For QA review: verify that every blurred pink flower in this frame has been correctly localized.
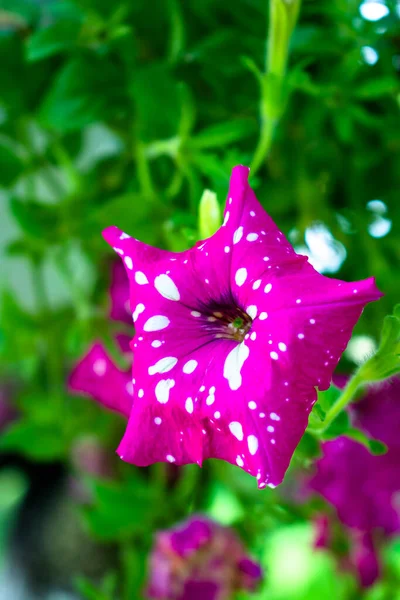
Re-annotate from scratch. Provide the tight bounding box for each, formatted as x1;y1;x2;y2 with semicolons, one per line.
147;515;262;600
69;263;133;418
309;378;400;586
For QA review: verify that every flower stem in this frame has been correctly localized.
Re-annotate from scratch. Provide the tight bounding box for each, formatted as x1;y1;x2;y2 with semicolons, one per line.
251;0;301;175
321;373;364;431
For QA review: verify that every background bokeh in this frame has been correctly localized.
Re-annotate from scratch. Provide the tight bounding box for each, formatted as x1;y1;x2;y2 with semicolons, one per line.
0;0;399;598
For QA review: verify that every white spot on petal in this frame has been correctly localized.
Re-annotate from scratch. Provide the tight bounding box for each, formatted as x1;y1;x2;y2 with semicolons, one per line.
214;411;221;419
93;359;107;376
298;333;304;340
246;305;257;320
278;342;287;352
135;271;148;285
229;421;244;441
246;233;258;242
248;401;257;410
270;351;279;360
233;226;243;244
250;211;256;217
154;417;162;425
191;311;201;317
154;274;180;301
252;279;261;290
248;435;258;455
124;256;133;270
310;318;316;324
250;332;257;341
138;389;144;398
148;357;178;375
166;455;175;463
259;312;268;320
236;455;244;467
270;412;280;421
119;232;130;240
223;211;230;226
224;246;230;253
223;342;250;391
206;392;215;406
185;397;194;414
144;315;170;331
183;359;198;374
235;268;247;287
151;340;162;348
132;303;145;322
155;379;175;403
267;425;274;433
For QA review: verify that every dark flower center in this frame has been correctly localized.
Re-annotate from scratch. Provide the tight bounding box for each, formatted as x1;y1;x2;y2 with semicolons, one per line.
199;304;253;343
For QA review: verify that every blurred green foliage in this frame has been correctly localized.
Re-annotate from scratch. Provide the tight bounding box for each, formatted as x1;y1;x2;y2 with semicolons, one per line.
0;0;399;598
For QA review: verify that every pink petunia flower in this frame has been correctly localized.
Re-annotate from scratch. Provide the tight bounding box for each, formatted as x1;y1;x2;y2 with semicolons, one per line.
102;165;382;488
147;515;262;600
69;263;133;418
308;377;400;586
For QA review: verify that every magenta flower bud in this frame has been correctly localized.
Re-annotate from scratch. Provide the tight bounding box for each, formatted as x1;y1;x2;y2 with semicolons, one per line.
147;516;262;600
101;165;382;487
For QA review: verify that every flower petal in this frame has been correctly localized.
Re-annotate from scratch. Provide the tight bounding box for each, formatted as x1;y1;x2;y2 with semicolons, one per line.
69;342;133;418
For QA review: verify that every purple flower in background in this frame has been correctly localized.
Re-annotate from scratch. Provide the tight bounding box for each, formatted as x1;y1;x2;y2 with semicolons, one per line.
147;515;262;600
102;165;382;488
309;378;400;586
69;263;133;418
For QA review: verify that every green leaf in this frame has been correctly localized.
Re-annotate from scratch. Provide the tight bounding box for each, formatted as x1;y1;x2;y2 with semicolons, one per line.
9;197;60;241
0;143;24;186
39;57;127;132
317;385;342;412
26;19;81;62
295;432;322;462
130;63;180;142
0;420;66;460
190;119;256;149
344;428;388;455
84;477;159;541
368;439;388;456
322;411;350;440
354;77;398;99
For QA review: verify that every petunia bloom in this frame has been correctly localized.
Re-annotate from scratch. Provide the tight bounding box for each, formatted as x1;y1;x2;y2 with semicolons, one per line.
308;377;400;586
102;165;382;488
69;263;133;418
147;515;262;599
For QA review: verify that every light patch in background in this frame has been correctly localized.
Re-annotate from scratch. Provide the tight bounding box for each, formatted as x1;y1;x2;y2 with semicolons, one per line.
345;335;378;365
367;199;392;238
263;523;349;598
206;483;244;525
361;46;379;65
359;0;390;21
76;124;123;172
295;223;346;274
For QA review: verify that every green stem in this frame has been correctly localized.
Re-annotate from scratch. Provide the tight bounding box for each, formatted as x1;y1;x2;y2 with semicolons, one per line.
135;140;155;197
251;0;301;175
322;373;364;431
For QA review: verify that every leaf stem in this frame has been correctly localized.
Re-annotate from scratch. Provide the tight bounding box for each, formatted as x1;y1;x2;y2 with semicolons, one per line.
321;373;363;431
251;0;301;175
